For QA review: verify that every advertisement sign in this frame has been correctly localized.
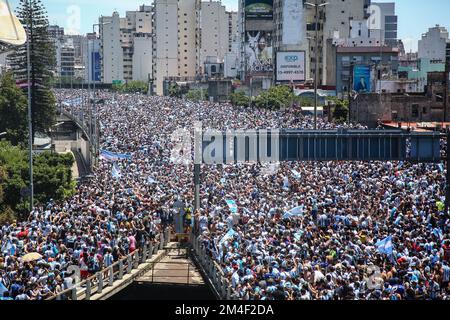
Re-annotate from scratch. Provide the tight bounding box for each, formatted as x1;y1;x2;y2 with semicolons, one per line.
276;51;305;82
353;65;371;93
282;0;304;46
245;31;273;74
245;0;273;19
92;52;101;82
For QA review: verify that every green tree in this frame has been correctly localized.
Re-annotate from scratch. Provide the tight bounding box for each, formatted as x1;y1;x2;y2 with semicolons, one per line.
185;89;207;102
8;0;56;142
229;91;251;107
254;85;295;110
168;83;182;98
0;141;75;219
333;100;349;123
0;164;16;225
0;72;28;145
112;80;148;94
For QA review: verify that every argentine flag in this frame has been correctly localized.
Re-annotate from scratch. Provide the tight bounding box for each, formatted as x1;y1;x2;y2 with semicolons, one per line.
376;236;393;255
433;228;444;241
100;150;132;162
283;205;304;219
219;229;236;246
112;163;122;179
225;199;238;214
291;169;301;179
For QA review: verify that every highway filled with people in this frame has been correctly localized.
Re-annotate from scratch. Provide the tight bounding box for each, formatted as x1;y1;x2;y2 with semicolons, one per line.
1;90;450;300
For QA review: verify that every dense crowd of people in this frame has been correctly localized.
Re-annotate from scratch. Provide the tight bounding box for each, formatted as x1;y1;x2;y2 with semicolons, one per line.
1;89;450;300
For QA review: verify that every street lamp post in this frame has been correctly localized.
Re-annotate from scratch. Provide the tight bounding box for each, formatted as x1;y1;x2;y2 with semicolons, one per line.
90;22;111;166
305;1;329;130
26;0;34;212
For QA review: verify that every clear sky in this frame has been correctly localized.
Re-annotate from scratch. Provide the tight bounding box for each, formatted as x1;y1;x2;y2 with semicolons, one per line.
7;0;450;52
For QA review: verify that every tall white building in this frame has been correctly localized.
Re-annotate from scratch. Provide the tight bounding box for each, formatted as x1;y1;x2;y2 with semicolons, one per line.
418;25;449;62
371;2;398;47
178;0;201;78
200;1;231;68
99;5;153;84
99;13;123;83
153;0;179;95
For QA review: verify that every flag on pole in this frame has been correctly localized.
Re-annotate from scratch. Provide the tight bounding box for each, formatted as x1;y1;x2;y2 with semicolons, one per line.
376;236;393;255
225;199;238;214
111;162;121;179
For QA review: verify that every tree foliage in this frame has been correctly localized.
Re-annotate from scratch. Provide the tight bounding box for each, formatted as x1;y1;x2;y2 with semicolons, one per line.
112;80;148;94
8;0;56;141
0;141;75;219
229;91;251;107
0;72;28;145
254;85;296;110
168;83;182;98
333;99;349;123
185;89;208;102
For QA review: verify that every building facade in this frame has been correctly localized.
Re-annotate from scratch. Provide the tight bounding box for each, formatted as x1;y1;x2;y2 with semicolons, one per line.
371;2;398;47
418;25;449;62
99;5;153;84
334;46;399;97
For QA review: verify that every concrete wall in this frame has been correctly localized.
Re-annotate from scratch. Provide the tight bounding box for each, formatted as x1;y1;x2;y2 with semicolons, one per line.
351;92;447;127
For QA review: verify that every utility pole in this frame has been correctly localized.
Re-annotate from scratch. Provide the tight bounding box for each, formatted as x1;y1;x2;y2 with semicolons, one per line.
306;1;329;129
444;55;449;123
26;0;34;212
314;3;319;130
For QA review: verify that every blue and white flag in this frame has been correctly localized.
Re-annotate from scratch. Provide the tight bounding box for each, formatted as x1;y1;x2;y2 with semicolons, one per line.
218;229;236;246
100;150;132;162
147;176;157;184
0;282;8;296
111;163;121;179
62;97;82;107
225;199;238;214
283;206;304;219
376;236;393;255
438;163;445;173
291;169;301;179
433;227;444;241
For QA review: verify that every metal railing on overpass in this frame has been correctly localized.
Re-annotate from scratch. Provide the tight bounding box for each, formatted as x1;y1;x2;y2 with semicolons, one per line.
190;233;236;300
46;229;170;301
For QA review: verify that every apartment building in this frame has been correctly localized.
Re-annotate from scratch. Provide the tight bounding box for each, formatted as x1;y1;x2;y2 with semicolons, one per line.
153;0;179;95
371;2;398;47
200;1;229;69
418;25;449;62
99;5;153;84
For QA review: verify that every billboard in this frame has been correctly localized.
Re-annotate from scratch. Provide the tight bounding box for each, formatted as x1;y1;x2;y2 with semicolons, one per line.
276;51;306;82
245;0;273;20
282;0;304;46
245;31;273;75
353;65;371;93
92;52;101;82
